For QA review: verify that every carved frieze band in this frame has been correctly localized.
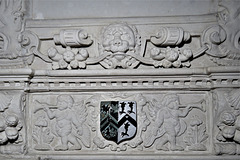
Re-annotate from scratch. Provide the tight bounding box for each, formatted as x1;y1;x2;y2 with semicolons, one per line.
1;1;239;69
44;14;240;69
46;23;204;70
29;92;209;153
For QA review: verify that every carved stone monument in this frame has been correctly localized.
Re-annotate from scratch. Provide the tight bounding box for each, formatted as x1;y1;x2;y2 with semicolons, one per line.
0;0;239;159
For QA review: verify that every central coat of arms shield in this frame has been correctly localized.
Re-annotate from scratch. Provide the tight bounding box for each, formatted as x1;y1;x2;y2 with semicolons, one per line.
100;101;137;144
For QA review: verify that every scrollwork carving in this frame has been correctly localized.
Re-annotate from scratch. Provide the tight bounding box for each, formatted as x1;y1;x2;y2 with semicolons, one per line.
0;0;24;59
48;29;93;70
0;0;40;68
150;27;191;46
53;29;93;48
202;1;240;66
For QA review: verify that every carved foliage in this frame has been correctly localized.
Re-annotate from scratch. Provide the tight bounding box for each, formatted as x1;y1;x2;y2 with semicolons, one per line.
184;115;208;151
31;93;209;153
48;29;93;70
150;47;192;68
43;22;213;70
149;27;194;68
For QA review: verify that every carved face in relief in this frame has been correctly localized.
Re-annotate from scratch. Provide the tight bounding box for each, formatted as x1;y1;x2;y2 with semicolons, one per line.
57;95;74;110
102;23;136;54
163;94;179;110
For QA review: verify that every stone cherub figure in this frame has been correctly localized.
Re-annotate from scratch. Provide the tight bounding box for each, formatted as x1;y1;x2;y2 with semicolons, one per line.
42;95;89;151
144;94;204;151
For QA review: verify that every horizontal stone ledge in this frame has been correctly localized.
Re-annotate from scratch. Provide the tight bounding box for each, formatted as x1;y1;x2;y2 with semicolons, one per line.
0;69;34;76
0;67;239;78
31;155;240;160
33;67;240;77
26;13;217;28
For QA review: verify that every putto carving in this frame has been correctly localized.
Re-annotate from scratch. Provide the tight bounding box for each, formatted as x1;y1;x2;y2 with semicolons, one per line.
34;95;91;151
215;89;240;155
99;22;141;69
144;94;205;151
0;92;24;153
0;114;23;145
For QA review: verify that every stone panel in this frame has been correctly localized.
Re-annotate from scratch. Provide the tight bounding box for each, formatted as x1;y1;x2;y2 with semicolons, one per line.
0;0;239;159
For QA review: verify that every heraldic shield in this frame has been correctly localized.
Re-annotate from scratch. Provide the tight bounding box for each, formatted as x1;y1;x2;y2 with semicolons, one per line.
100;101;137;144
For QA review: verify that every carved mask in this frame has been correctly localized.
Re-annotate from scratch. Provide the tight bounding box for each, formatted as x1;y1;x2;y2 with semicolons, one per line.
102;24;136;54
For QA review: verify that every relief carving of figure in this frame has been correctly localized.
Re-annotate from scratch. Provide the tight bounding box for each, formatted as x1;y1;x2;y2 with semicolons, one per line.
37;95;90;151
216;89;240;144
0;92;23;147
100;22;141;69
144;94;205;151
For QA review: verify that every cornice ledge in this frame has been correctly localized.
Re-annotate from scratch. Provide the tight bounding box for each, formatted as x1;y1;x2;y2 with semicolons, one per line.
25;13;217;28
32;66;239;77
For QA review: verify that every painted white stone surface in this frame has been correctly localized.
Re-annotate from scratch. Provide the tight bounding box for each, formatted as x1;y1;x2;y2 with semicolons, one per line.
0;0;239;159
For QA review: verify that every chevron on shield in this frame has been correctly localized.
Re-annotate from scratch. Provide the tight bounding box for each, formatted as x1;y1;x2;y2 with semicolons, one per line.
100;101;137;144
